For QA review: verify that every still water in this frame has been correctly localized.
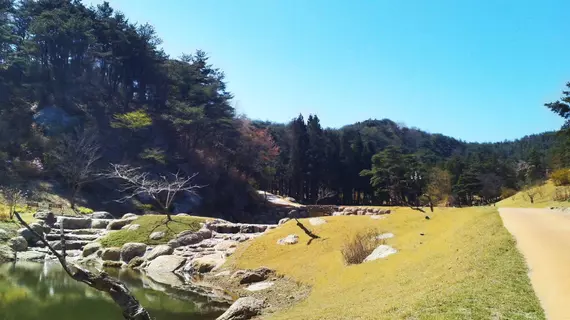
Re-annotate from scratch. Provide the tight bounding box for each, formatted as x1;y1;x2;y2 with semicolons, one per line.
0;262;228;320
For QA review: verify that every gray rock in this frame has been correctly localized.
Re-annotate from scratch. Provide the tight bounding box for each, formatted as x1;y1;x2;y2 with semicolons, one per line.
363;245;397;262
122;224;140;231
0;229;11;241
0;245;15;262
149;231;166;240
120;242;147;262
277;234;299;245
33;211;53;220
167;239;181;248
8;236;28;252
238;267;274;284
245;281;274;292
82;242;102;257
309;217;326;226
106;217;137;230
196;228;212;239
122;213;138;219
176;213;191;217
90;211;114;219
190;253;225;273
146;255;186;285
214;240;238;251
278;218;291;225
216;297;265;320
17;250;46;262
57;217;92;229
101;247;121;261
177;232;204;246
145;245;173;261
91;219;112;229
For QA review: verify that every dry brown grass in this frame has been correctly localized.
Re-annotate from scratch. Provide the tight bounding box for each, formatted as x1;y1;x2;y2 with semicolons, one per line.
340;228;384;265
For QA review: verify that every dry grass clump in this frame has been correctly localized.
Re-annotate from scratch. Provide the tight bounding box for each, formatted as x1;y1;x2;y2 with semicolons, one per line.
340;229;384;265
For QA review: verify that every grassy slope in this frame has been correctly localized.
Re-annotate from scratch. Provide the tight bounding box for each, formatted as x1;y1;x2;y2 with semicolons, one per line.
100;215;204;247
228;207;544;320
498;181;570;208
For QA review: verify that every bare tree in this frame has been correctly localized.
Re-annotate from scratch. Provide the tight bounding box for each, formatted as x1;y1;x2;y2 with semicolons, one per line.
523;185;544;204
1;186;26;219
51;128;101;210
315;189;337;204
107;164;202;220
13;211;151;320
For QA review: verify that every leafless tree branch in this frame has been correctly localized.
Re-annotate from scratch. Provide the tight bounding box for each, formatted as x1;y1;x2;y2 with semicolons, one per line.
13;211;151;320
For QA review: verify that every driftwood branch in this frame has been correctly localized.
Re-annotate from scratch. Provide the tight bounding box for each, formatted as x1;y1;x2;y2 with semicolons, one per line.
13;211;152;320
294;218;320;239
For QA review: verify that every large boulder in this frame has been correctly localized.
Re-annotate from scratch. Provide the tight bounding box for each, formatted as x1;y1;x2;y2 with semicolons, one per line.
0;245;15;262
149;231;165;241
216;297;265;320
146;255;186;285
177;231;204;246
82;242;102;257
107;217;137;230
120;242;147;262
101;247;121;261
144;244;173;261
18;223;44;242
90;211;114;219
189;253;225;273
91;219;112;229
57;217;92;229
8;236;28;252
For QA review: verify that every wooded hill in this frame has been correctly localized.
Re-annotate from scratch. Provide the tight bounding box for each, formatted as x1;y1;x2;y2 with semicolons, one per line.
0;0;567;218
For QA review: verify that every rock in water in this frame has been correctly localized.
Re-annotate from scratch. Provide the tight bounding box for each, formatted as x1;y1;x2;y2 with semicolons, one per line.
146;255;186;285
149;231;166;240
145;244;173;261
363;245;397;262
8;236;28;252
0;245;15;262
82;242;102;257
120;243;147;262
189;253;225;273
309;217;326;226
216;297;265;320
277;234;299;245
101;247;121;261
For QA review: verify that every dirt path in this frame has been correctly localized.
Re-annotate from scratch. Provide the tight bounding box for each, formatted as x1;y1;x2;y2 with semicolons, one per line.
499;208;570;320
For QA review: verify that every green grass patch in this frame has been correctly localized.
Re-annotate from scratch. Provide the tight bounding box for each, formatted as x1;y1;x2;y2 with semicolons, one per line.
228;207;544;320
99;215;205;247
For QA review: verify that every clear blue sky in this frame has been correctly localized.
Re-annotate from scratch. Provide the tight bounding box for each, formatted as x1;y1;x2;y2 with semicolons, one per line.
88;0;569;142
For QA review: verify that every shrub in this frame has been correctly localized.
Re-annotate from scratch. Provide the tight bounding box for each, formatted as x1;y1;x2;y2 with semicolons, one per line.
77;206;94;215
551;169;570;186
341;229;383;265
553;186;570;202
500;187;518;199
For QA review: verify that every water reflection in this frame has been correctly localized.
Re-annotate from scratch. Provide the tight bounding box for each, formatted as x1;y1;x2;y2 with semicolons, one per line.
0;262;227;320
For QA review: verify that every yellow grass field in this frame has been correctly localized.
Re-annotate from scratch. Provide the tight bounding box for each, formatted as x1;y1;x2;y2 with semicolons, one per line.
228;207;544;320
498;181;570;208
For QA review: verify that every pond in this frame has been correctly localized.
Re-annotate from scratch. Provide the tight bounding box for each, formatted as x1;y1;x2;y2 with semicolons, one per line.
0;262;228;320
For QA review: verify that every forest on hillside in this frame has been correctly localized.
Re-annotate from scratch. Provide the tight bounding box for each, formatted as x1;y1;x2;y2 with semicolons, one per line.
1;0;569;218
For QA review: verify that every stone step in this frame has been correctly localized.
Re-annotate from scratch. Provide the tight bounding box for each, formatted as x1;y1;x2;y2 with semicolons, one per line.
213;233;262;242
49;240;91;250
45;233;100;241
50;229;103;235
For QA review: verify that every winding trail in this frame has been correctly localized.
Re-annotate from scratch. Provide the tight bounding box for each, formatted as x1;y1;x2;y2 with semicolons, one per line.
499;208;570;320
